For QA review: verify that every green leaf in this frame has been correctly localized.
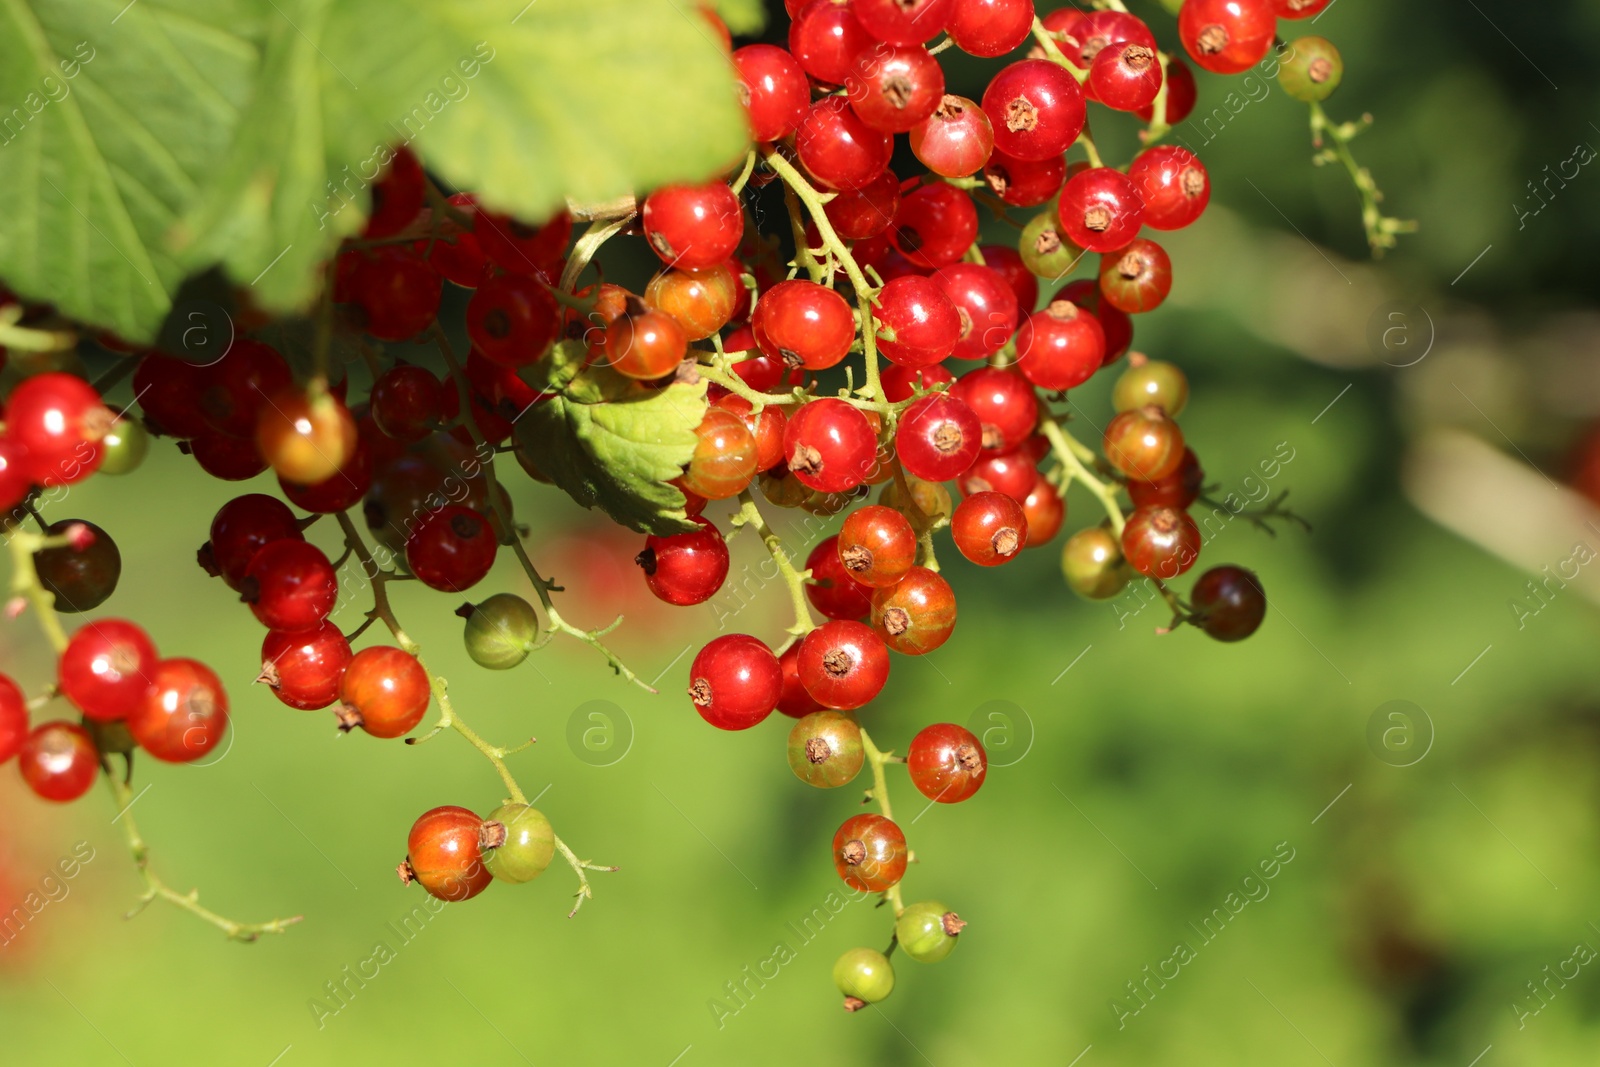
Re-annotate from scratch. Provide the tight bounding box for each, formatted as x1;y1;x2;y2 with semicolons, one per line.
515;341;708;536
179;0;751;321
0;1;260;342
709;0;766;36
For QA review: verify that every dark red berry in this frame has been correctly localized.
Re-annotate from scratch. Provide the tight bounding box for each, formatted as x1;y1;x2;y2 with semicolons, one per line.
467;272;561;368
1128;447;1205;511
208;494;303;590
1122;505;1203;579
806;536;875;621
242;539;339;632
688;634;783;730
1191;565;1267;641
261;622;353;711
981;59;1086;163
363;146;425;239
371;365;445;441
637;516;729;606
784;399;878;494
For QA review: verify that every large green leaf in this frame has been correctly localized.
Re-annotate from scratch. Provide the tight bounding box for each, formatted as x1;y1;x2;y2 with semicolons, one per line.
711;0;766;35
179;0;751;322
514;341;707;536
0;0;260;341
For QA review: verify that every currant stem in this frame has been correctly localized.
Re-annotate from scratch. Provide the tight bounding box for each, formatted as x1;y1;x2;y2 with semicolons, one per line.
1030;17;1086;83
1307;101;1417;256
858;727;906;918
732;489;815;639
0;304;76;352
1040;417;1126;537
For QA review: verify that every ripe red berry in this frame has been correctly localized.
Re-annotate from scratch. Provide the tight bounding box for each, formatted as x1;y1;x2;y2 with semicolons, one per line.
981;59;1086;163
242;539;339;632
186;431;267;481
732;44;811;142
133;354;209;437
909;94;995;178
404;806;493;902
958;448;1037;502
837;506;916;589
0;674;29;764
870;566;956;654
418;192;490;287
752;280;857;371
806;536;875;621
1128;146;1211;231
128;658;229;763
363;146;425;239
256;387;358;486
1059;167;1146;253
474;209;571;277
854;0;953;44
1103;404;1186;481
604;307;688;381
798;620;890;710
1128;447;1205;510
952;491;1027;566
896;393;982;483
875;276;962;367
1137;55;1198;124
789;0;876;85
832;813;907;892
1044;8;1157;71
890;183;978;270
406;505;497;593
346;247;443;342
682;408;759;500
907;723;986;802
645;263;739;341
1274;0;1333;18
1190;565;1268;641
0;438;28;512
1023;479;1066;546
1099;239;1173;314
261;622;353;711
197;340;292;438
1016;300;1107;391
1179;0;1278;75
18;721;99;802
846;43;945;133
983;150;1066;208
982;244;1038;313
933;263;1019;361
824;170;903;241
371;365;445;441
951;366;1038;453
1056;279;1133;365
1089;40;1164;113
1122;504;1203;579
58;618;158;722
947;0;1034;57
797;96;893;192
881;362;955;403
467;272;561;368
688;634;782;730
642;182;744;270
339;646;430;738
6;372;112;486
777;644;825;718
207;493;303;590
637;516;729;606
784;399;878;494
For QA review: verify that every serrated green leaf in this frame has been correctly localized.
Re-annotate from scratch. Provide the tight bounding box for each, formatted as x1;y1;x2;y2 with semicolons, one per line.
515;341;707;536
0;0;260;342
180;0;751;320
710;0;766;36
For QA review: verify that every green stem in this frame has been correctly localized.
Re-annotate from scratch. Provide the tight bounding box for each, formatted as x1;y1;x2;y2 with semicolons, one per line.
1030;16;1086;83
1040;417;1126;538
0;304;76;352
1308;102;1417;256
731;490;815;640
858;728;906;918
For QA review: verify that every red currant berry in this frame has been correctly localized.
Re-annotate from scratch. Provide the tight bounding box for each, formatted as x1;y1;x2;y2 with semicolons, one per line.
788;709;864;787
406;506;497;593
907;722;986;802
34;519;120;613
797;96;893;192
789;0;876;86
1128;146;1211;231
1179;0;1278;75
603;306;687;381
242;539;338;632
284;442;376;518
404;806;493;902
6;372;112;486
890;183;978;271
777;643;824;718
1099;239;1173;314
837;505;916;589
418;193;490;287
1059;167;1146;254
909;94;995;178
362;146;425;238
186;432;267;481
983;150;1066;208
1016;300;1107;391
784;399;878;494
981;59;1086;163
798;620;889;710
642;181;744;271
467;272;561;368
981;244;1038;312
854;0;953;44
261;622;352;711
1137;55;1197;124
896;393;981;483
0;674;26;764
18;721;98;802
1190;565;1267;641
733;44;810;142
832;813;907;891
1274;0;1333;16
715;394;787;472
958;448;1037;502
371;365;444;442
682;407;759;500
473;210;571;277
127;658;229;763
952;490;1026;566
876;276;965;370
0;438;29;511
58;618;157;722
870;565;956;654
752;280;856;371
930;264;1015;365
1056;278;1133;365
824;170;903;241
645;263;739;341
881;363;955;403
1122;504;1202;578
947;0;1034;57
636;516;729;606
846;43;945;135
1128;446;1204;511
688;634;782;730
197;340;293;438
1044;8;1157;71
133;354;208;437
256;387;358;486
339;646;430;738
1089;40;1163;113
951;366;1038;453
347;247;443;342
1023;479;1065;546
806;535;875;620
207;494;302;590
1104;404;1185;481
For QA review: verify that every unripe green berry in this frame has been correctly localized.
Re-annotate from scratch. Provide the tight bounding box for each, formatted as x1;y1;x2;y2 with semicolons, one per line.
895;901;965;963
1061;527;1132;600
1279;37;1343;103
480;803;554;884
878;474;952;525
787;710;864;788
99;415;149;475
1112;357;1189;417
833;947;894;1009
1020;209;1083;279
459;593;539;669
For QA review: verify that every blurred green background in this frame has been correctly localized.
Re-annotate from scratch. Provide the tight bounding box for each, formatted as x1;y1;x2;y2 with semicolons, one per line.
3;1;1600;1065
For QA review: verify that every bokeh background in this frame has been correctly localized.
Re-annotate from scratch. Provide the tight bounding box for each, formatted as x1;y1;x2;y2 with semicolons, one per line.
4;1;1600;1065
